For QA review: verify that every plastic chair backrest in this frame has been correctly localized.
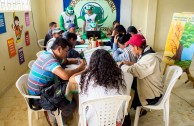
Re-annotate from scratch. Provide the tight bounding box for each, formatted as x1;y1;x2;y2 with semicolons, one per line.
38;39;45;48
16;74;40;107
36;50;45;57
159;66;183;105
80;95;131;126
28;60;35;69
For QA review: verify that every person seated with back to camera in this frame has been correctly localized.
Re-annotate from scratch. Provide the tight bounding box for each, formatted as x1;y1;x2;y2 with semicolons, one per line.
43;22;57;50
112;34;137;63
68;49;133;126
28;37;85;125
119;34;164;118
82;21;106;40
46;28;63;52
62;23;85;45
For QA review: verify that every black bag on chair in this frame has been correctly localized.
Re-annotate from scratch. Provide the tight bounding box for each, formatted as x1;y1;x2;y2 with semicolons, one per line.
39;77;70;111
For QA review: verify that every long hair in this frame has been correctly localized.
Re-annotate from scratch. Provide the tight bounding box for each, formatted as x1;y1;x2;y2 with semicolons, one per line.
79;49;126;94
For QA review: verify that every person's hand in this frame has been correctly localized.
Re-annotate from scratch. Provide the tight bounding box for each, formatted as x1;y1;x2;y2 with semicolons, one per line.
80;39;85;44
114;34;119;44
117;62;123;66
112;30;116;36
123;60;134;66
78;59;86;70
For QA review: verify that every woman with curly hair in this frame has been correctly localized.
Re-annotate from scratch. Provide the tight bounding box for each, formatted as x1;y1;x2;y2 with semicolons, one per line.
68;49;133;126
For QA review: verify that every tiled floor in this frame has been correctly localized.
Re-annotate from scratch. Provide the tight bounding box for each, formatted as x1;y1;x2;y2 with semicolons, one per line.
0;52;194;126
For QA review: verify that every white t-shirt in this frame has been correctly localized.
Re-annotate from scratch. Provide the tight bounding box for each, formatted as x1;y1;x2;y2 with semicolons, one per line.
75;71;133;126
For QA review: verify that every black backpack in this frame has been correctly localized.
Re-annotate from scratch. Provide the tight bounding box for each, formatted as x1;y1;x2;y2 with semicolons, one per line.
39;77;70;111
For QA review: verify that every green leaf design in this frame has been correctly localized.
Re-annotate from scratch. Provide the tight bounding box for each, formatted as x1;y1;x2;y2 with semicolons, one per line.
97;16;108;25
78;16;85;21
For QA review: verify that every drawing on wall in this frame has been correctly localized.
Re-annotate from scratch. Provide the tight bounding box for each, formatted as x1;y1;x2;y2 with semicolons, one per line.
163;13;194;69
11;12;23;43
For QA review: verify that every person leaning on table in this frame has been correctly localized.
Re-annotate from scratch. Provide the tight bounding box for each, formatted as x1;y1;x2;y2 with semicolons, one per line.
119;34;164;109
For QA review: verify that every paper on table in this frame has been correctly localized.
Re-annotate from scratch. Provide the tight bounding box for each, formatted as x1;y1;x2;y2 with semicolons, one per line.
84;46;111;65
65;64;79;70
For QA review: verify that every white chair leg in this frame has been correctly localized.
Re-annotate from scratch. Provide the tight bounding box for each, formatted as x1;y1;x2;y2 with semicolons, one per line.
164;100;169;126
28;109;33;126
134;106;141;126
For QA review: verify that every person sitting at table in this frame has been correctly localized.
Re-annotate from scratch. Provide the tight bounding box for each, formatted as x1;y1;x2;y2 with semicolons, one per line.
65;32;83;59
110;25;127;48
62;23;85;45
68;49;133;126
125;26;142;46
82;21;106;40
28;37;85;125
106;20;120;37
43;22;57;50
120;34;164;111
113;34;136;63
46;28;63;51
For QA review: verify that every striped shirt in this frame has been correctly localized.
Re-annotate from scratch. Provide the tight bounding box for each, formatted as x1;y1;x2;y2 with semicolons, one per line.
28;50;61;95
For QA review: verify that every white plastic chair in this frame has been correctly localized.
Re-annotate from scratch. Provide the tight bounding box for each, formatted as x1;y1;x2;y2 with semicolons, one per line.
38;39;46;50
133;66;183;126
28;60;35;69
16;74;63;126
79;95;131;126
36;50;45;57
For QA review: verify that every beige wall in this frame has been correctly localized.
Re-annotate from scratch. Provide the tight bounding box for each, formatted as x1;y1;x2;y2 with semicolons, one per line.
0;0;47;95
155;0;194;50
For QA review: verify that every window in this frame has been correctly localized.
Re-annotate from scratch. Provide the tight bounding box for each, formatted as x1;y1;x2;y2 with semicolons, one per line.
0;0;31;11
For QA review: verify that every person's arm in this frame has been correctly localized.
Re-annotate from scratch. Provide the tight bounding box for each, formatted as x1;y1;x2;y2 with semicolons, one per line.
83;21;86;33
74;15;78;28
53;59;85;80
112;44;124;62
121;55;157;79
59;14;65;31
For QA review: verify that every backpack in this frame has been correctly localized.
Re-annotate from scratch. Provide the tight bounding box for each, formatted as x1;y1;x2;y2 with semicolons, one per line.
39;77;70;111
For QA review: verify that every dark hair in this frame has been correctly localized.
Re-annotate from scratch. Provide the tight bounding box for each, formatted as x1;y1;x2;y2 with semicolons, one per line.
114;25;126;34
118;34;131;45
127;26;138;34
113;20;119;25
79;49;126;94
49;22;57;27
66;32;77;41
14;16;19;22
51;37;70;50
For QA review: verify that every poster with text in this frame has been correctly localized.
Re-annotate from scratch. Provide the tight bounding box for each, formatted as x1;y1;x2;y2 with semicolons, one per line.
25;31;30;46
7;38;16;58
18;47;25;64
163;13;194;69
0;13;6;34
25;12;30;26
63;0;120;33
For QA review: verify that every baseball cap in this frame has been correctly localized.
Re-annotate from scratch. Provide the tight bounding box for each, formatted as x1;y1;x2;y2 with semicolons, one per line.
66;6;74;15
126;34;146;47
52;28;62;34
85;4;93;10
68;23;76;29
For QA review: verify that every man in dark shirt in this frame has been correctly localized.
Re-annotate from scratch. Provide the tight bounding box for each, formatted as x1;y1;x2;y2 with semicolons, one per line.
43;22;57;50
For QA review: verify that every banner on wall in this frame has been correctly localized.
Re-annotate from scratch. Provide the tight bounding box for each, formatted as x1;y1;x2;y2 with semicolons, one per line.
11;12;23;43
0;13;6;34
63;0;120;32
18;47;25;65
25;31;30;46
7;38;16;58
163;13;194;69
25;12;30;27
